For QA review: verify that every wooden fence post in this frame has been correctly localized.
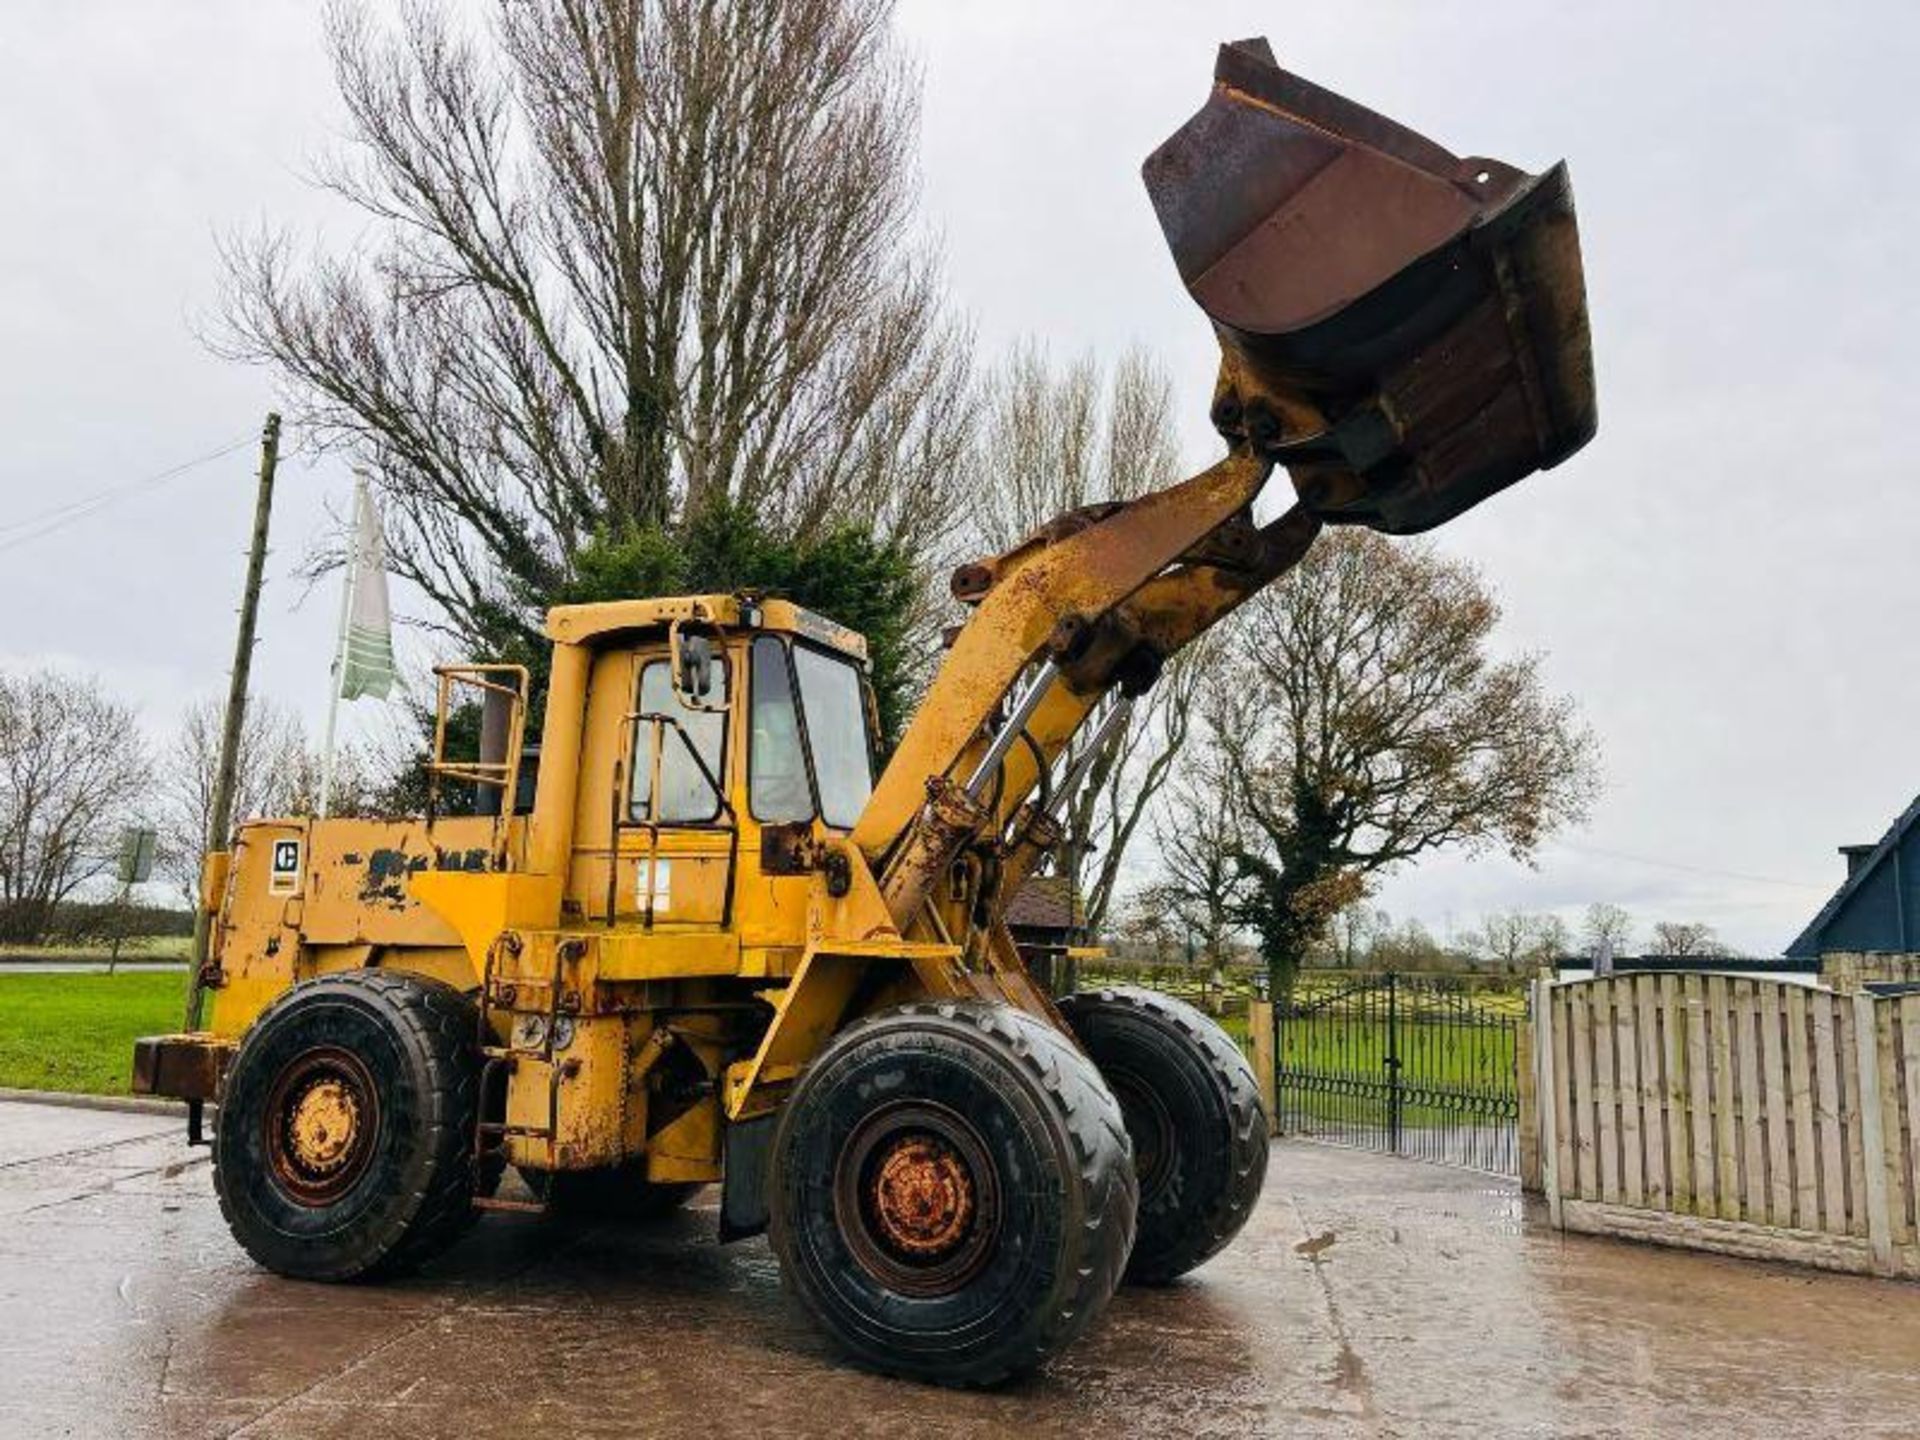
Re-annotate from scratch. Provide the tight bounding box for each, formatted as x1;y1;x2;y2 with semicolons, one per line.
1532;977;1564;1228
1517;979;1540;1194
1250;997;1278;1137
1852;991;1895;1276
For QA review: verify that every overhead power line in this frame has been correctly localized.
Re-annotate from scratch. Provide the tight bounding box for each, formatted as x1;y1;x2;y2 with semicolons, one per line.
1554;842;1830;893
0;433;259;556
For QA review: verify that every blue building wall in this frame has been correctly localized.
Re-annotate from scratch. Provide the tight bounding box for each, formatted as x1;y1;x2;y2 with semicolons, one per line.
1788;796;1920;957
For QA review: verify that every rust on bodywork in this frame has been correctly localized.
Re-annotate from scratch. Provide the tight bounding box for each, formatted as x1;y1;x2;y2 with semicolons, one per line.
759;822;825;877
869;1135;976;1257
130;1033;233;1101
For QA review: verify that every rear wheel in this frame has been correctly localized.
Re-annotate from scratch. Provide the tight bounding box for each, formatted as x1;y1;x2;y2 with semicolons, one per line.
1059;986;1268;1284
769;1001;1137;1387
214;971;486;1282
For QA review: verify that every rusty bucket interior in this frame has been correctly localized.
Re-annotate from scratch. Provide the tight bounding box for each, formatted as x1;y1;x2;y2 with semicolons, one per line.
1145;37;1597;534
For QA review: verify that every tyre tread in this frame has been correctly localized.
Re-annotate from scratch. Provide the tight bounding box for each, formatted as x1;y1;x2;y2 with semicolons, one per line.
213;969;484;1282
1059;985;1268;1284
775;999;1138;1387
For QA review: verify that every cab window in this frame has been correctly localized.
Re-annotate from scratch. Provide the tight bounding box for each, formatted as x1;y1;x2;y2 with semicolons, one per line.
749;637;812;822
630;659;727;823
793;644;873;829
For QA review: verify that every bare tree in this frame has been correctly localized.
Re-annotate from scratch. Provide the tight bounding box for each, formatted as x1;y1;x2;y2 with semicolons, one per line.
1581;902;1634;959
0;671;150;944
1140;727;1246;982
1205;530;1600;995
1366;916;1453;972
1471;911;1571;971
1533;912;1573;965
156;697;307;904
969;343;1181;552
220;0;971;658
1059;650;1206;935
1111;890;1181;966
970;343;1188;932
1649;920;1728;957
278;741;385;820
1311;902;1390;969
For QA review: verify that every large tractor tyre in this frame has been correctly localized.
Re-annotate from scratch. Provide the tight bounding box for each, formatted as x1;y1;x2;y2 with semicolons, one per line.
769;1001;1138;1388
214;971;487;1283
518;1162;700;1223
1058;986;1268;1285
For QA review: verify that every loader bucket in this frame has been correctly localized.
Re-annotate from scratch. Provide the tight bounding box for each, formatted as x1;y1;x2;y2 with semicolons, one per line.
1145;39;1597;534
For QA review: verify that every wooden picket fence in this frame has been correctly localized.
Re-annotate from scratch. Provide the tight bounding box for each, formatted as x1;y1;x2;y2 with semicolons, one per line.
1526;974;1920;1278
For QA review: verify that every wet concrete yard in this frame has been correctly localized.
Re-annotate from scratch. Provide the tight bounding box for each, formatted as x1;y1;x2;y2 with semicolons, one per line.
3;1096;1918;1438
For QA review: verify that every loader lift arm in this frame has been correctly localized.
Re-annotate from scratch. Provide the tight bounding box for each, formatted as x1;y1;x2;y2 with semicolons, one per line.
856;37;1596;957
853;456;1314;935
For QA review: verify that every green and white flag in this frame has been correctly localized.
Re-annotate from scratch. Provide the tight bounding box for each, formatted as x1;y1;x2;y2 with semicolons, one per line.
339;481;395;701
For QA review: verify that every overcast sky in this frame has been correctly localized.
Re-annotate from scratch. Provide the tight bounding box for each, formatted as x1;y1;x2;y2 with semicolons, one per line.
3;1;1915;951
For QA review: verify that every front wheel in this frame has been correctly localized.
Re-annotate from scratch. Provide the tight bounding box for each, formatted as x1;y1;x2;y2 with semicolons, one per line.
1058;986;1268;1284
769;1001;1137;1387
213;971;486;1282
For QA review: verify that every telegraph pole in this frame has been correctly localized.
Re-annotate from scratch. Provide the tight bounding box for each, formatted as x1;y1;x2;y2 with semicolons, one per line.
183;412;281;1030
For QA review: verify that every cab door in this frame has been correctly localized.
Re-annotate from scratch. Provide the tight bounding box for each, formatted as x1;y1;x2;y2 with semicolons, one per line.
570;647;737;932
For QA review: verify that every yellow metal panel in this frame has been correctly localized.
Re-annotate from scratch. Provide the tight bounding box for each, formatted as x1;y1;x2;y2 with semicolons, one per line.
738;944;804;980
724;951;873;1120
566;646;651;924
205;820;306;1038
576;829;735;927
527;639;591;878
732;837;815;955
545;593;867;661
407;871;566;977
647;1098;723;1182
596;930;742;980
298;814;517;948
725;930;965;1121
197;851;230;915
503;1014;636;1171
208;977;293;1038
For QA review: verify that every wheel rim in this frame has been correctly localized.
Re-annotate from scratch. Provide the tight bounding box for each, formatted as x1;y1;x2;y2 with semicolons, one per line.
1107;1067;1178;1203
833;1101;1001;1296
263;1045;381;1206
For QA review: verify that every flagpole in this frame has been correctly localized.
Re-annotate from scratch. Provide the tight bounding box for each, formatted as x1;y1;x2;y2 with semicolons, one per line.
317;475;363;819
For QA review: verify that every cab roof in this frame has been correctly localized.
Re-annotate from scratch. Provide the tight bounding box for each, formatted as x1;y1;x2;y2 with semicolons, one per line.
544;593;869;662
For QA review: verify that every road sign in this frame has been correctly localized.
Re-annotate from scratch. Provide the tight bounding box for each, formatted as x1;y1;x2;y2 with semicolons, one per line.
117;827;157;885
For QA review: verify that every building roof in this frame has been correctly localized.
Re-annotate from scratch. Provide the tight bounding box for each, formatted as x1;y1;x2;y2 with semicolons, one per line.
1006;875;1078;934
1787;790;1920;958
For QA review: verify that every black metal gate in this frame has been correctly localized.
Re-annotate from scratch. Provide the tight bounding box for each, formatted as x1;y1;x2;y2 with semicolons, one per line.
1274;972;1520;1175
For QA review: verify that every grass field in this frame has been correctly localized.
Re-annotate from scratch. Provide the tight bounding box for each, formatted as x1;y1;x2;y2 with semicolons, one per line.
1274;1011;1518;1131
0;937;190;963
0;972;183;1094
1218;1009;1249;1049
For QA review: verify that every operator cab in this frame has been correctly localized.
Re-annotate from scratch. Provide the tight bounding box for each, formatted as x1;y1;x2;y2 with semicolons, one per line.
537;594;879;933
634;600;877;833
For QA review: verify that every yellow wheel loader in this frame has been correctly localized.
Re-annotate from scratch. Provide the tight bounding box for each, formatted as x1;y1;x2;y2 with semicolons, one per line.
134;40;1595;1386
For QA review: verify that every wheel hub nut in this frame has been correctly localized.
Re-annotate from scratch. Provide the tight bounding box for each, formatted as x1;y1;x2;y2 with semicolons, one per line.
870;1136;974;1257
289;1078;359;1173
